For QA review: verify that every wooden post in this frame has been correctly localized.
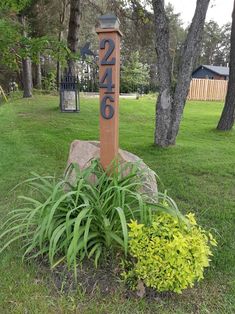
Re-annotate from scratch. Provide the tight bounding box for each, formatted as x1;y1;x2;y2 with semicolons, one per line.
96;15;122;171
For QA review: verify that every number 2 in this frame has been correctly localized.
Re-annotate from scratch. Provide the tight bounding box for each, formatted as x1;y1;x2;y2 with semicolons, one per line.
100;39;116;65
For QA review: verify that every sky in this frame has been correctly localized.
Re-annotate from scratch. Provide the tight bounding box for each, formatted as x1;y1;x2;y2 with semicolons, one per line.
166;0;233;26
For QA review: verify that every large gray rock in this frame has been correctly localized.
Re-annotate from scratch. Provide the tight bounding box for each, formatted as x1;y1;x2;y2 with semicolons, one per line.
66;140;158;200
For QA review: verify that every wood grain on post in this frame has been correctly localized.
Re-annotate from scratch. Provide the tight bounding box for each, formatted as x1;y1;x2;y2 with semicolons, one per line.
96;18;122;171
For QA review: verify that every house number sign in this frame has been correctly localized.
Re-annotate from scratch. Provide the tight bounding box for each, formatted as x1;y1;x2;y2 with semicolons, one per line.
100;39;115;119
96;18;122;171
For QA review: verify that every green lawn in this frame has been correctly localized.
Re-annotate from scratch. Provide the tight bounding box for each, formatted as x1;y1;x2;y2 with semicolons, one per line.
0;94;234;313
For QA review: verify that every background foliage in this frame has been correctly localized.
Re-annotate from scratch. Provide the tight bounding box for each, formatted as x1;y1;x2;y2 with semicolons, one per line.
0;0;231;93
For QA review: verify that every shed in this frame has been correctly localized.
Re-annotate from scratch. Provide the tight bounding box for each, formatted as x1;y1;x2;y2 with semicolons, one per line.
192;65;229;80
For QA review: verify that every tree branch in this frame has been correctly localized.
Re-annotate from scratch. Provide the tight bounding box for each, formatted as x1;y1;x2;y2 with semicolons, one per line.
174;0;210;102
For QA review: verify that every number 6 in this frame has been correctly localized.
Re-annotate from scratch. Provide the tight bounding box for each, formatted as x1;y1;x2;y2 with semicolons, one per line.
101;95;114;119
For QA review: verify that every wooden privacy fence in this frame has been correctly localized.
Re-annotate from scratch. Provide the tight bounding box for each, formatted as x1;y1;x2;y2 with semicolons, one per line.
188;79;228;101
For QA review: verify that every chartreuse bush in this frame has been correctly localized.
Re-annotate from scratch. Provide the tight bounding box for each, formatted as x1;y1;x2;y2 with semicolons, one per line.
0;159;183;278
123;212;217;293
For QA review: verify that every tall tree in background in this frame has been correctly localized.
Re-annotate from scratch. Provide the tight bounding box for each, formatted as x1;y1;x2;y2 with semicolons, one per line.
67;0;81;75
19;13;33;97
219;23;231;65
197;20;231;66
200;21;221;64
57;0;69;86
165;3;186;81
152;0;210;147
217;1;235;131
29;2;41;89
28;0;70;88
121;51;150;93
1;0;34;97
28;0;56;90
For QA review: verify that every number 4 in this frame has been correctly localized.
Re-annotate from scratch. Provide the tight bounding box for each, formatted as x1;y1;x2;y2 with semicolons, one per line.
99;68;115;92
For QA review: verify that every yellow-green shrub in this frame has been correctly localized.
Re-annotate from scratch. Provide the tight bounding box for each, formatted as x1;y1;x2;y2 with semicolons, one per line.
124;213;217;293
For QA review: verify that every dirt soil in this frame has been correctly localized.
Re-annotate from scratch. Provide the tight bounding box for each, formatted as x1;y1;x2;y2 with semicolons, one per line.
32;255;178;303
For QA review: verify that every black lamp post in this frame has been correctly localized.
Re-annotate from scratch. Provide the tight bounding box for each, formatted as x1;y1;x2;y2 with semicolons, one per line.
60;70;80;112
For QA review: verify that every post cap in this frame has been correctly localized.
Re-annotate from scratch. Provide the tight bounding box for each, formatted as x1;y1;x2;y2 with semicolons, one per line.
98;14;120;29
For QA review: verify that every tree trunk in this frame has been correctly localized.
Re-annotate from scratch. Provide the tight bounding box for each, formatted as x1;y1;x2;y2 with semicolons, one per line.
67;0;81;75
56;61;61;90
57;0;69;89
34;53;42;89
152;0;210;147
22;57;33;97
152;0;172;146
168;0;210;144
217;1;235;131
19;14;33;98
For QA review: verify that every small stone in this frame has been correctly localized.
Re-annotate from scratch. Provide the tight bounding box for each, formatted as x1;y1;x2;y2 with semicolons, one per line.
136;280;146;298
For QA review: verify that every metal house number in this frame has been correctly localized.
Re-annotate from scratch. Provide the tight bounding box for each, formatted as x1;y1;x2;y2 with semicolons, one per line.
99;38;116;120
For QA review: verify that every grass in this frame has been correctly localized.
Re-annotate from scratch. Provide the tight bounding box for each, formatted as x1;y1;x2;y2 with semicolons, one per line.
0;93;234;313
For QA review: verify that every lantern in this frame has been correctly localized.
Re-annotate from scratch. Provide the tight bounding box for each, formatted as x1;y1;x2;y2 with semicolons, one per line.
60;70;79;112
98;14;120;29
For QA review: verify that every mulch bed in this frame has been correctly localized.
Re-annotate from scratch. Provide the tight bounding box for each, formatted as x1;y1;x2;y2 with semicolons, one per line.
32;254;175;301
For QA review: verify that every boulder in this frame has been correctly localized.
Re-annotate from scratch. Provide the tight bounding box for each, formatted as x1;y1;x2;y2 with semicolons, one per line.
65;140;158;199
